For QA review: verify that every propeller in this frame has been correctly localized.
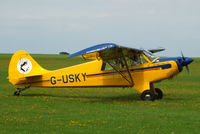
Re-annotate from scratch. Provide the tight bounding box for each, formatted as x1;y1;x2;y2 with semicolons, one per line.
181;51;191;74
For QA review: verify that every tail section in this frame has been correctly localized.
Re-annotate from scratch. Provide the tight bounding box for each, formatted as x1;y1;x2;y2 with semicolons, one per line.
8;50;49;86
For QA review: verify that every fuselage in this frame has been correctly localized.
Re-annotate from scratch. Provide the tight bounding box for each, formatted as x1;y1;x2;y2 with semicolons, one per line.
8;50;193;98
23;55;192;93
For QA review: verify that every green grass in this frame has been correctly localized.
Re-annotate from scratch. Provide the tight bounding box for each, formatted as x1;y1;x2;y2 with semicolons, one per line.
0;54;200;134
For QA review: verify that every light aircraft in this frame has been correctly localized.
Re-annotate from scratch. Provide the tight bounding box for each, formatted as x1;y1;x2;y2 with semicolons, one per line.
8;43;193;101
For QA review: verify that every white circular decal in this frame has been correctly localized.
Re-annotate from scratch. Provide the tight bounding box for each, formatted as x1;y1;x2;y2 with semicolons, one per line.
17;58;32;74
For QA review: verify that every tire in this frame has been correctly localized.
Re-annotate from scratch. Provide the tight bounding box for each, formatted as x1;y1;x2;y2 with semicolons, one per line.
155;88;163;99
140;90;155;101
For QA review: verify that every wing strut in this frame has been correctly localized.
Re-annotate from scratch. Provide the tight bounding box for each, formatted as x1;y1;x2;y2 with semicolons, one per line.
106;60;132;85
121;49;134;86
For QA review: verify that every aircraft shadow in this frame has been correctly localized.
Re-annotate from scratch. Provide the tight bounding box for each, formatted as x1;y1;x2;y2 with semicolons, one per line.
21;93;189;102
21;93;140;103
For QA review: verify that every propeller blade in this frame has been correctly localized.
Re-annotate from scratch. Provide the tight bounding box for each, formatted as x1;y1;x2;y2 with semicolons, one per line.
181;51;185;60
185;66;190;73
181;51;191;75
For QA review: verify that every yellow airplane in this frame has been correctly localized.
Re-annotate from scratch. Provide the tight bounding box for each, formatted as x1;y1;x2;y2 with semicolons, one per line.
8;43;193;101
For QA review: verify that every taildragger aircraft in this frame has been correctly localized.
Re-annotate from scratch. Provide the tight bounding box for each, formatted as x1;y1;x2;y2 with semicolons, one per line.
8;43;193;101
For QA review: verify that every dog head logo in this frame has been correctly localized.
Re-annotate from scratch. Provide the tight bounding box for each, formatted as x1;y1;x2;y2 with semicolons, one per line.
17;58;32;74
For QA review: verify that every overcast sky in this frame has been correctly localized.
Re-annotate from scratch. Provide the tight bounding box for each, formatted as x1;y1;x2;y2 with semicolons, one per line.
0;0;200;57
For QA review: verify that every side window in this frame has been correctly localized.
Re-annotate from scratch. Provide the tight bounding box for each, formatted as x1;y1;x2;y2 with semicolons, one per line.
129;53;148;66
139;54;148;64
101;61;112;70
101;53;149;70
101;58;125;71
130;54;139;66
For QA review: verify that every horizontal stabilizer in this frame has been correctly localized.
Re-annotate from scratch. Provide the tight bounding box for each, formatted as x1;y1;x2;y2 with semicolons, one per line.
148;47;165;53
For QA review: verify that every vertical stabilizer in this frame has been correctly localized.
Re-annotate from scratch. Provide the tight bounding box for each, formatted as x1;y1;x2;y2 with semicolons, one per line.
8;50;49;86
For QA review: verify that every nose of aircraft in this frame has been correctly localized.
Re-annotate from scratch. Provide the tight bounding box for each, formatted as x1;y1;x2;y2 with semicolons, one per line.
156;56;193;72
181;57;193;66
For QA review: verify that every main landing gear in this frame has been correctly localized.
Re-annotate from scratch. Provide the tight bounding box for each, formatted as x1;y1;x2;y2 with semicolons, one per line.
13;87;30;96
140;88;163;101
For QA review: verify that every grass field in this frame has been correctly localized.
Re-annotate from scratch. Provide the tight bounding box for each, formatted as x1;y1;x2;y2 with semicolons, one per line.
0;54;200;134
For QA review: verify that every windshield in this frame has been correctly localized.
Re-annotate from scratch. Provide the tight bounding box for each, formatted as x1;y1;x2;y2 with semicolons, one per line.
143;50;157;61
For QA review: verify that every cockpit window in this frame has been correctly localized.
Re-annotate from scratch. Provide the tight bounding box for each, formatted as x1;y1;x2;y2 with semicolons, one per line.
129;53;148;66
101;50;156;70
101;58;125;70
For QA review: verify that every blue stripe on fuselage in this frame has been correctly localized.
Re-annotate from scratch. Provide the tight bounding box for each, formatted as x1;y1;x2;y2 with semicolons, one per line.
87;64;172;77
156;57;183;72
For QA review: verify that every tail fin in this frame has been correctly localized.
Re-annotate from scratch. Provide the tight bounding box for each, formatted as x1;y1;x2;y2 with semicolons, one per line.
8;50;49;86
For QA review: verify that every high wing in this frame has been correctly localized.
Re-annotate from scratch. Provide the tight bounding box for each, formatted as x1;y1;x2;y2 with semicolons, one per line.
69;43;143;86
68;43;142;60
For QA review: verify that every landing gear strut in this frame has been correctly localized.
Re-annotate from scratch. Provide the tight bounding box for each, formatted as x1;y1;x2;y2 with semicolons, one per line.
13;87;30;96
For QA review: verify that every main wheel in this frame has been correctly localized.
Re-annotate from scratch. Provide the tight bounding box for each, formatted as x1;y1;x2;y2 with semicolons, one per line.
155;88;163;99
140;90;155;101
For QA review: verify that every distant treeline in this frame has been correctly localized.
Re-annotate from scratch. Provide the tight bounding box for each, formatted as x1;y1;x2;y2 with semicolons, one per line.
59;52;70;55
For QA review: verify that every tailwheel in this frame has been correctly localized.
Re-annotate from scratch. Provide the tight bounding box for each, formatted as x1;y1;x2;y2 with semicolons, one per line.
13;87;30;96
155;88;163;99
141;90;156;101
